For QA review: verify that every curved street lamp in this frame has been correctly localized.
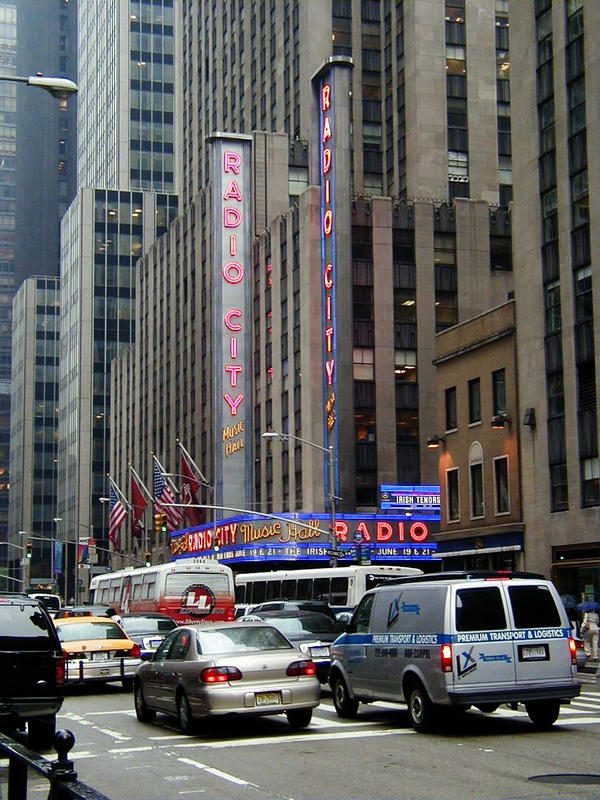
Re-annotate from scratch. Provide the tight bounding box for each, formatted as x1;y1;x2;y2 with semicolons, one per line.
262;430;339;566
0;74;78;99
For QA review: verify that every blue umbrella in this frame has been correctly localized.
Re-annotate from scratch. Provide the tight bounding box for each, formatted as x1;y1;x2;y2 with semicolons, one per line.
577;600;600;612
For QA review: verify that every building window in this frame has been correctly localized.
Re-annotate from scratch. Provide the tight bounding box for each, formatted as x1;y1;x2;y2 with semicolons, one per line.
494;456;509;514
447;468;459;522
492;368;506;415
469;442;484;519
582;456;600;506
468;378;481;424
445;386;457;431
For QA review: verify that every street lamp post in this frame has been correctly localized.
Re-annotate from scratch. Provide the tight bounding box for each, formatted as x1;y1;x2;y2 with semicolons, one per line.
262;431;339;566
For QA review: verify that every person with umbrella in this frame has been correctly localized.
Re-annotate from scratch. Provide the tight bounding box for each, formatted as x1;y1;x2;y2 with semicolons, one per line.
578;601;599;661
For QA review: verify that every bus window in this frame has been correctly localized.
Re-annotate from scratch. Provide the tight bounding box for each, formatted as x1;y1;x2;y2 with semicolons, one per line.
314;578;329;602
281;579;296;599
235;584;246;603
132;577;143;600
252;581;266;603
297;579;312;600
331;577;349;606
109;579;121;603
143;578;156;600
266;580;281;600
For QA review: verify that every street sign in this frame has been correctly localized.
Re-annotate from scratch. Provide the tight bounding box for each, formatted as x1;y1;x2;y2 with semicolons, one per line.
353;531;364;543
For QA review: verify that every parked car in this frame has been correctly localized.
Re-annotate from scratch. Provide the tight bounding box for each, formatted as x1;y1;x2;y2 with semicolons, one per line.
239;610;345;682
133;621;320;733
54;616;141;690
55;604;117;619
246;600;337;621
0;592;64;749
119;613;178;657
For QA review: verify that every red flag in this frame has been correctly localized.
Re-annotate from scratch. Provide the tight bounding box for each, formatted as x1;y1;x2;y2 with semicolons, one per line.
180;453;204;527
131;474;147;541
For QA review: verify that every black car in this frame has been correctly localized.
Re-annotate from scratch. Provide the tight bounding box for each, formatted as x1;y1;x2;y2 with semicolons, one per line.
247;600;337;621
0;592;65;749
54;604;117;619
118;612;178;657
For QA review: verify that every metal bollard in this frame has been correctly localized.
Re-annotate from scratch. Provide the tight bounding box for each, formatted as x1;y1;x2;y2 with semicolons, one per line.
47;730;77;800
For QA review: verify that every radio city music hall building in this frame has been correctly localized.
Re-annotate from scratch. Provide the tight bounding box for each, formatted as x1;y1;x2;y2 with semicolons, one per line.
109;55;515;574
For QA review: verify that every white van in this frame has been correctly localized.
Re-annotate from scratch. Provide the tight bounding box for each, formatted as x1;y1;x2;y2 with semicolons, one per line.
329;571;580;732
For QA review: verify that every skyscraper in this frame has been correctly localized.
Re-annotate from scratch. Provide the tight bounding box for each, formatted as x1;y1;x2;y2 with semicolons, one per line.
56;0;178;594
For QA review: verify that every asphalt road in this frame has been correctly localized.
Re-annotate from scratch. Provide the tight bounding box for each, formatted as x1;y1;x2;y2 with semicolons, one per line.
3;671;600;800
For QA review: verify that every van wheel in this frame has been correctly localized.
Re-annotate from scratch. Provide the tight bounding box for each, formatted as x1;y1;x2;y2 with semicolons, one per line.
525;700;560;729
331;674;359;718
28;715;56;750
286;708;313;729
407;682;434;732
134;681;156;723
177;691;196;734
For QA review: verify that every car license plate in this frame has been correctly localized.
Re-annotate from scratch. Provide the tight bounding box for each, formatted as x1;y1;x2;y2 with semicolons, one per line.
310;646;330;658
91;651;109;661
521;645;548;661
255;692;281;706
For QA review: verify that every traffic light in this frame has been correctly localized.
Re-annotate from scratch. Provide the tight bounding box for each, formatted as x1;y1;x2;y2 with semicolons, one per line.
144;550;152;567
160;513;168;534
25;541;32;559
212;536;221;553
154;513;162;534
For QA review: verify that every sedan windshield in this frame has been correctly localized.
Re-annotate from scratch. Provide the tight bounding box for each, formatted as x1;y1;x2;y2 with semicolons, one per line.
57;622;129;642
196;625;293;654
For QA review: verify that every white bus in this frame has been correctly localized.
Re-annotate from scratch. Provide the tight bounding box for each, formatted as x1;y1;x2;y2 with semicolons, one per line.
89;559;235;623
234;565;423;613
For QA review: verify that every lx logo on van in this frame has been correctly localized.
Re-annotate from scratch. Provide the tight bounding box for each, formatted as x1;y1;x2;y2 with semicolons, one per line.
387;596;401;628
456;646;477;678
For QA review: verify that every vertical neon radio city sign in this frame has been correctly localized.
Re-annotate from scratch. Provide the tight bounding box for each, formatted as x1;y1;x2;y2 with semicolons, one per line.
320;79;337;490
211;134;253;510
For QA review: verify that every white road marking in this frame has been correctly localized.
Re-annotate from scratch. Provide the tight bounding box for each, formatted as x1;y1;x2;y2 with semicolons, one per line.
177;757;258;787
168;728;414;749
108;746;153;754
85;709;137;716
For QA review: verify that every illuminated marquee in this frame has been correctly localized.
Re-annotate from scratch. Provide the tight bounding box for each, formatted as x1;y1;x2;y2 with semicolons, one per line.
170;513;439;564
211;135;253;511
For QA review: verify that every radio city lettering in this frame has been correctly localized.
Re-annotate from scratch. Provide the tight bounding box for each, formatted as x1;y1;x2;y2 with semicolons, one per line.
222;420;245;458
222;150;245;420
321;82;336;393
171;517;432;557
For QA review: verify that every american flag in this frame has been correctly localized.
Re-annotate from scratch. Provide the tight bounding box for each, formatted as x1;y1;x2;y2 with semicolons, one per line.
153;461;183;531
108;485;126;552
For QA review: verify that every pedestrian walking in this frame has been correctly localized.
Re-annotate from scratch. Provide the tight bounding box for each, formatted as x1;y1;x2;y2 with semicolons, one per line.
581;608;599;661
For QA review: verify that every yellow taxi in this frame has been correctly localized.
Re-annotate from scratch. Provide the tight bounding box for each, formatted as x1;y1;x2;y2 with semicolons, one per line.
54;616;141;690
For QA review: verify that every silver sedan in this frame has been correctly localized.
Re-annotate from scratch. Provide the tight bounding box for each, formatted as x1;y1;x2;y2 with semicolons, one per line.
133;621;321;733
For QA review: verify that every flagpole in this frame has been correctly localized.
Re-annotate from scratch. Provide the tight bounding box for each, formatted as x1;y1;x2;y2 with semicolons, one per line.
152;453;179;496
176;438;210;486
176;438;216;541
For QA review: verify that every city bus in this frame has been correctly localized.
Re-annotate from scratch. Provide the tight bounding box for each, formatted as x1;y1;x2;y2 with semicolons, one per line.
89;559;235;623
234;565;424;614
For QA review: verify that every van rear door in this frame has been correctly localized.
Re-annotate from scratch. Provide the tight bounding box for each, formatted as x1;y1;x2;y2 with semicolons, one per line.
451;584;517;695
505;582;573;685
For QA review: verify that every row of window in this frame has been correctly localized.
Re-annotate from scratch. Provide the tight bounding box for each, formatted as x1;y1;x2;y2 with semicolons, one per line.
445;369;506;431
447;453;509;522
